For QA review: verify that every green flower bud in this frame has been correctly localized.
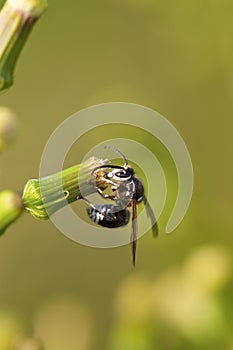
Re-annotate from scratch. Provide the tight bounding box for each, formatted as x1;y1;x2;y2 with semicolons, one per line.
23;157;108;220
0;0;48;92
0;190;24;235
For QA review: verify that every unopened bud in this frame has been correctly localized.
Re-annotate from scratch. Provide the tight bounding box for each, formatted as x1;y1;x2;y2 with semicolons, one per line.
0;190;24;235
0;0;48;92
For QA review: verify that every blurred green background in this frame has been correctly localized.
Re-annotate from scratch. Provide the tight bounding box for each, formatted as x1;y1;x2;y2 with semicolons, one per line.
0;0;232;349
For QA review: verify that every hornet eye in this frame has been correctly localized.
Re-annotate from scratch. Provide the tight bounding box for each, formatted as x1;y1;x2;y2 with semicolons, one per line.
115;171;128;178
